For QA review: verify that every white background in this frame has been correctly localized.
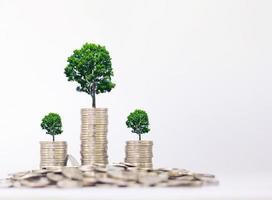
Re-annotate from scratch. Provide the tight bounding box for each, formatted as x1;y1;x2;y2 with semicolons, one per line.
0;0;271;178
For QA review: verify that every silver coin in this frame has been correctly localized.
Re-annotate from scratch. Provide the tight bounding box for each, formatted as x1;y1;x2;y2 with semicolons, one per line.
62;167;83;180
125;149;153;152
57;179;82;188
40;141;67;144
0;179;13;188
20;177;50;188
81;108;108;111
47;173;65;182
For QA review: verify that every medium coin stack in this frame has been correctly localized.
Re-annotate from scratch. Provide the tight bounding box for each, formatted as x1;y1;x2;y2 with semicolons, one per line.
80;108;108;166
40;141;67;169
125;140;153;169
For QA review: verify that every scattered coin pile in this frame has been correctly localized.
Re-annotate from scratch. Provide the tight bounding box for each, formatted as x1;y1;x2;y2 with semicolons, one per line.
125;141;153;169
80;108;108;166
40;141;67;168
0;163;218;188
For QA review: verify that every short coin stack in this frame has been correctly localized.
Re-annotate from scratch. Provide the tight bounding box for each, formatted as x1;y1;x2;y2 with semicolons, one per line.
125;140;153;169
80;108;108;166
40;141;67;169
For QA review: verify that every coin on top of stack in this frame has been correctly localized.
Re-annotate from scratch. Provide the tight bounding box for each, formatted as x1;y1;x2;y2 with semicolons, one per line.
40;141;67;169
80;108;109;166
125;140;153;169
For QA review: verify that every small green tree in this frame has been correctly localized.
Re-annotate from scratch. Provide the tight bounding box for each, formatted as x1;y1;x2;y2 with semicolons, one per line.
64;43;115;108
41;113;63;142
126;109;150;141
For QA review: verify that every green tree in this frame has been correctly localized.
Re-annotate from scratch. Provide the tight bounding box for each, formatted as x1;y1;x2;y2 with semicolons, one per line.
126;109;150;141
64;43;115;108
41;113;63;142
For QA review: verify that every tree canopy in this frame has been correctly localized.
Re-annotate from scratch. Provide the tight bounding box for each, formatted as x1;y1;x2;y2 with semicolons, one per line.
126;109;150;140
64;43;115;107
41;113;63;142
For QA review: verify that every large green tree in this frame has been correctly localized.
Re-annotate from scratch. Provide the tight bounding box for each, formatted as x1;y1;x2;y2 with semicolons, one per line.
126;109;150;141
64;43;115;108
41;113;63;142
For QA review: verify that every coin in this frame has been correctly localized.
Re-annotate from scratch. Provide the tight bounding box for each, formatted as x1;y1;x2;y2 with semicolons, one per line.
57;179;82;188
81;108;108;112
40;155;67;158
40;141;67;144
82;177;97;186
125;150;152;153
20;177;51;188
62;167;83;180
47;173;65;182
138;173;165;186
126;140;153;144
0;179;13;188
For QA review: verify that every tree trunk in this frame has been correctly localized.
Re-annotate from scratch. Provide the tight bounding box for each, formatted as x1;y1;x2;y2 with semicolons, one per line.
92;93;96;108
53;135;55;142
139;134;141;141
91;83;96;108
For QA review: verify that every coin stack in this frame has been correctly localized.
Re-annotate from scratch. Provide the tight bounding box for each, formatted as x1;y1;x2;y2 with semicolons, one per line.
40;141;67;169
80;108;108;166
125;140;153;169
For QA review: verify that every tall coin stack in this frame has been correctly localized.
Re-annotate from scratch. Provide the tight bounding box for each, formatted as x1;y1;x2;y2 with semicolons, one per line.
125;140;153;169
40;141;67;169
80;108;108;166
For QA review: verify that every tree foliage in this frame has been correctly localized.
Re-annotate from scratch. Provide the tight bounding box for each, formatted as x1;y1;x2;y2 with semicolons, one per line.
126;109;150;140
64;43;115;107
41;113;63;141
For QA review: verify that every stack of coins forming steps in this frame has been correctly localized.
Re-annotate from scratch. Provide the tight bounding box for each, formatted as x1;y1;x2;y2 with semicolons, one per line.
80;108;108;166
125;140;153;169
40;141;67;169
